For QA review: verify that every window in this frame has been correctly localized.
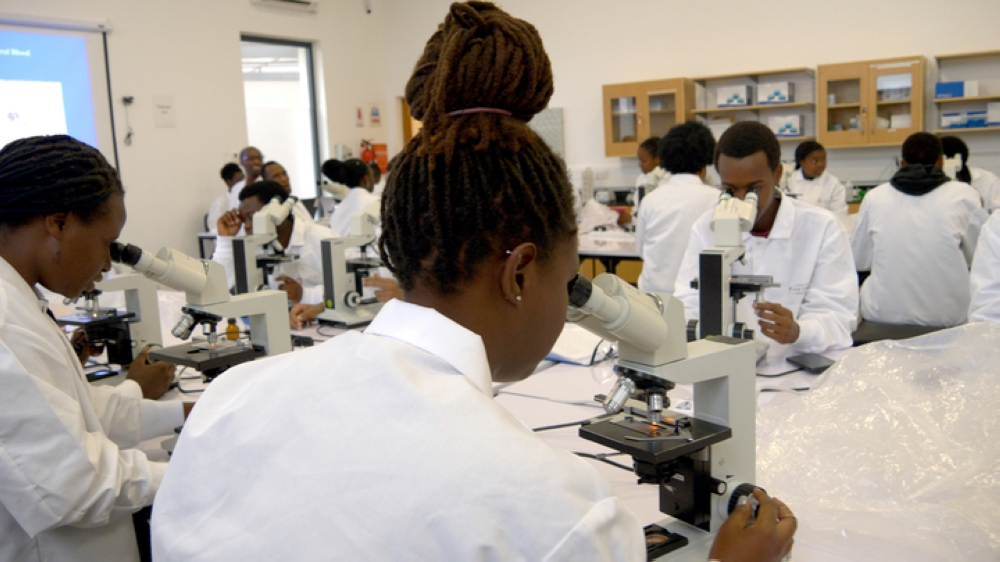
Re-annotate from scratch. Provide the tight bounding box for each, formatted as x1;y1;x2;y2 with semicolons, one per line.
241;37;320;200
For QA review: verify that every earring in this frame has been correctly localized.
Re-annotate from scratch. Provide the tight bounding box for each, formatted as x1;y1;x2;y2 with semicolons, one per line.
516;295;522;301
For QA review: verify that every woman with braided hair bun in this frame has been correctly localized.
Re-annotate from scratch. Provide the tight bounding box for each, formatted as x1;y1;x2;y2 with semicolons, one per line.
0;135;189;561
151;4;793;561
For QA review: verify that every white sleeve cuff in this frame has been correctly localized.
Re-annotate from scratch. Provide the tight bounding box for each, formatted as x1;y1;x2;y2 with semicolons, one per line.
140;400;185;441
793;317;824;352
301;284;324;305
147;461;169;501
118;378;144;400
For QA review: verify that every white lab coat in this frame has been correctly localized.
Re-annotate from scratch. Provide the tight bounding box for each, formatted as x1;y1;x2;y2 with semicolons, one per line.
212;217;340;304
852;181;987;327
786;169;848;216
329;187;378;237
971;166;1000;213
674;196;859;365
970;210;1000;323
0;256;180;562
152;299;645;561
636;174;719;294
206;191;229;234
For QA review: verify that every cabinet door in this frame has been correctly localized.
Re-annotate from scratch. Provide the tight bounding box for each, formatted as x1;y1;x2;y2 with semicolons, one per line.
646;87;678;139
867;59;923;146
604;83;643;157
817;62;868;148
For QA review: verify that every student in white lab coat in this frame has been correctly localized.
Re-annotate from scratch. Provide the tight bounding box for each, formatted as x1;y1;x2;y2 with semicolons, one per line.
636;121;719;294
0;135;190;562
674;122;859;367
323;157;378;236
226;146;263;212
213;180;338;305
261;160;316;224
852;133;987;327
151;4;796;561
206;163;243;234
786;141;848;216
941;135;1000;213
633;136;666;210
969;210;1000;323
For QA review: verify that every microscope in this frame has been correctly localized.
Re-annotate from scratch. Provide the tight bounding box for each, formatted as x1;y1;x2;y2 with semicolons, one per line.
58;272;162;377
231;194;299;294
111;242;292;380
568;191;773;559
318;199;384;327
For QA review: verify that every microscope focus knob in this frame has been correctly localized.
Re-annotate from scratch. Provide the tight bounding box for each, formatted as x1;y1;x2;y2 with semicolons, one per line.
727;483;765;516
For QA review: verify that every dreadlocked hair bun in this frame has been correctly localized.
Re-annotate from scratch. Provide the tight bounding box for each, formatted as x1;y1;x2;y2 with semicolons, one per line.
381;1;576;295
0;135;122;227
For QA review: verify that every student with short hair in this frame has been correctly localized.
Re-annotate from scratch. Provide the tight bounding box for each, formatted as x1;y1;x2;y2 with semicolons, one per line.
940;135;1000;213
212;180;338;305
635;121;719;294
852;133;988;327
787;141;848;216
674;122;858;365
261;160;315;224
227;146;263;212
151;4;796;561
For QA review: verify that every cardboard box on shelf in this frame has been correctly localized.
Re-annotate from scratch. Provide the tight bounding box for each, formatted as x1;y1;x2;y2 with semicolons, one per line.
757;82;795;105
717;85;752;108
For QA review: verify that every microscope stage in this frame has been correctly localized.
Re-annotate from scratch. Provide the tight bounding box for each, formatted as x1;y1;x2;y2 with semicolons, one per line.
149;342;264;374
580;411;732;465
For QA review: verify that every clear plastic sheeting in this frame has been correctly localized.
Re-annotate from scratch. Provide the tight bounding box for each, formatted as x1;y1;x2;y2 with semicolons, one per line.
756;322;1000;561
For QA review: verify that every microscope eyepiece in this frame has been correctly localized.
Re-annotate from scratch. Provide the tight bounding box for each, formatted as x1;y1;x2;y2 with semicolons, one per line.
110;242;144;266
567;274;593;309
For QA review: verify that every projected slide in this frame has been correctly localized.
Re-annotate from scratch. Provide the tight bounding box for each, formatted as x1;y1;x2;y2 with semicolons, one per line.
0;30;96;150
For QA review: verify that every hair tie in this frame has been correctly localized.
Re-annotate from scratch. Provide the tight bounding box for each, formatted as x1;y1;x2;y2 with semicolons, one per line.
445;107;512;117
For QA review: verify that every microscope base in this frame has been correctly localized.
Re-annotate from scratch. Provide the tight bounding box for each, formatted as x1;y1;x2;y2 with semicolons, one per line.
317;303;383;328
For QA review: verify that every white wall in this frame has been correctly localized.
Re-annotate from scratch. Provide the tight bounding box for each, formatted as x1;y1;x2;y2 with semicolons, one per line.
2;0;394;256
381;0;1000;186
5;0;1000;257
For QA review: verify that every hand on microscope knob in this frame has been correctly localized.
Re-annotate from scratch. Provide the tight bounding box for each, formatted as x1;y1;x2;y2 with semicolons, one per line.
127;346;177;400
276;276;304;303
709;488;797;562
217;210;244;236
363;274;403;303
754;302;800;344
70;329;105;366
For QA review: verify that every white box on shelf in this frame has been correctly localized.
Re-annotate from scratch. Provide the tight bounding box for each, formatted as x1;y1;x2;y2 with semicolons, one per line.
890;114;911;129
717;85;752;107
768;115;802;137
965;80;980;97
987;102;1000;127
757;82;795;104
941;111;965;129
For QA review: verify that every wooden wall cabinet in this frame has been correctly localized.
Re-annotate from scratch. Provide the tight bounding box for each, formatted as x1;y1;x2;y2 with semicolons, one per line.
818;57;925;148
603;78;694;157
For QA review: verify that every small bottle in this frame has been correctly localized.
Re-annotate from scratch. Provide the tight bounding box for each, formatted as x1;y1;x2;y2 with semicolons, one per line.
226;318;239;341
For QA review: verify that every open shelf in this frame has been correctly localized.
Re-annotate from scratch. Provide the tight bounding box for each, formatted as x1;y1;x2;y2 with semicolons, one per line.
933;126;1000;134
692;101;814;115
936;50;1000;62
934;94;1000;104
